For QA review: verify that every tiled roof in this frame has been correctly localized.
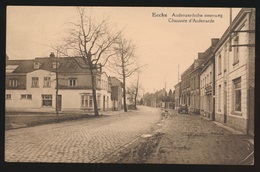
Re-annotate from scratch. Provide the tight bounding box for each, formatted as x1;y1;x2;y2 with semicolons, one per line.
109;77;122;86
6;57;95;74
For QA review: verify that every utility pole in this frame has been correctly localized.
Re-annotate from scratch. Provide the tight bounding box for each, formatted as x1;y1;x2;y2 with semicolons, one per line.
55;53;60;122
229;8;233;52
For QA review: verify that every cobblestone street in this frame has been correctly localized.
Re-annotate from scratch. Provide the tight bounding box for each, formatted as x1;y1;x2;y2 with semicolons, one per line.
5;106;161;162
5;106;254;164
104;109;254;165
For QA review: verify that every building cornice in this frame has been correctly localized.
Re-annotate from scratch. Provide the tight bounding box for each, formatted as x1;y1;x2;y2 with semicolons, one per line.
213;8;253;53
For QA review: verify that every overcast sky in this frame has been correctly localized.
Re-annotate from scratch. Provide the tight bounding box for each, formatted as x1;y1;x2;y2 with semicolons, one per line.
6;6;241;94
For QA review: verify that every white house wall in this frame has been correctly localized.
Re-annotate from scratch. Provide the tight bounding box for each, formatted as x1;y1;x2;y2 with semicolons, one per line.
6;69;114;112
214;12;250;133
6;69;56;112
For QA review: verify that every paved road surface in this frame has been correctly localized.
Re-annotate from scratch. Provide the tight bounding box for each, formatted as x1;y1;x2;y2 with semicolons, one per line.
104;109;254;165
5;106;161;162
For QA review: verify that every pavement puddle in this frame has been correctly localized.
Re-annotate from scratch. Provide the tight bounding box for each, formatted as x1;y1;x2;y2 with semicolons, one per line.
141;134;153;138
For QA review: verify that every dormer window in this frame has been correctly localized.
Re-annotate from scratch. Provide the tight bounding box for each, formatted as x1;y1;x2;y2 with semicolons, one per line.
34;62;40;69
52;62;60;69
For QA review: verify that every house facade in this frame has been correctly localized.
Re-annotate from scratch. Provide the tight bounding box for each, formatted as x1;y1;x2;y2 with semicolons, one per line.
199;39;220;120
174;82;181;110
180;65;192;111
6;53;114;112
214;8;255;134
110;77;123;111
189;58;201;115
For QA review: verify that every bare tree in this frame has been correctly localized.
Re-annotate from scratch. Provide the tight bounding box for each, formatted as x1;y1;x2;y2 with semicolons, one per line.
52;8;122;116
107;38;141;112
127;74;141;109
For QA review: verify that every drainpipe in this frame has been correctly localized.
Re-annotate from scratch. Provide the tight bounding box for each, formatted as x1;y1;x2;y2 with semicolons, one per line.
212;55;215;121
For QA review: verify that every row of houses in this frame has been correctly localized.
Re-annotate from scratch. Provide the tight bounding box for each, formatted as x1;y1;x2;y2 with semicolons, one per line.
5;53;123;113
174;8;255;135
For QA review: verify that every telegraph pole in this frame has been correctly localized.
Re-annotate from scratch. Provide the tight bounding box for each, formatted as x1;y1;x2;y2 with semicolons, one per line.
229;8;232;51
55;53;60;122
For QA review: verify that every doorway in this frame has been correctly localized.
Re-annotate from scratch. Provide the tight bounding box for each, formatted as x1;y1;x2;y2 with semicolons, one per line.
224;82;227;123
103;95;106;111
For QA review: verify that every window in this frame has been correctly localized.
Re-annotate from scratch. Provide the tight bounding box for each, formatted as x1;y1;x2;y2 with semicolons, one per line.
233;78;241;112
21;94;32;99
34;62;40;69
233;36;239;65
218;55;222;74
32;77;39;87
6;94;11;99
81;94;93;108
44;77;51;87
42;95;52;106
89;95;93;107
69;78;77;87
9;79;17;87
218;85;221;110
52;62;60;69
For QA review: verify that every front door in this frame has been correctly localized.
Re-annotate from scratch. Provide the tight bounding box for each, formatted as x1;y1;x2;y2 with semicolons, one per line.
224;82;227;123
103;95;106;111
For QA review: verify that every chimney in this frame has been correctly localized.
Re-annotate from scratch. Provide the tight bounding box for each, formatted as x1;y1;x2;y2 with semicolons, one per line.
50;52;55;58
211;38;219;47
198;53;204;59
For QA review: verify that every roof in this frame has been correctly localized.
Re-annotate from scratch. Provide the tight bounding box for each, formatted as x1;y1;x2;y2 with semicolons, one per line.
213;8;254;53
6;56;96;74
109;76;122;86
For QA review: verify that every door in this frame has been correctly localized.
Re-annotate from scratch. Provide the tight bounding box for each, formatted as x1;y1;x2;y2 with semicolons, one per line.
56;95;62;111
224;82;227;123
103;95;106;111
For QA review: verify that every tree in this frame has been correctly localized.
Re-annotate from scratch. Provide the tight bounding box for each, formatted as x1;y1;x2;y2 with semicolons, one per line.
127;74;141;109
107;38;141;112
52;8;122;116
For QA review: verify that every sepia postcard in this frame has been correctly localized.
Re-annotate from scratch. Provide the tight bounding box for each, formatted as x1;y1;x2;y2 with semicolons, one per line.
5;6;255;166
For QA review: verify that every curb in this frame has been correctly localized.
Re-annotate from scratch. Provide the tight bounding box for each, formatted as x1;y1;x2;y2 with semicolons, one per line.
213;121;244;135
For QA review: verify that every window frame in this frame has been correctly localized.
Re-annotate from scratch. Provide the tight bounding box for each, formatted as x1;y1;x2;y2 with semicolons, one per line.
9;78;18;87
81;94;94;108
43;77;51;87
34;62;40;69
68;78;77;87
233;78;242;113
21;94;32;100
32;77;39;87
6;94;11;99
42;94;52;107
